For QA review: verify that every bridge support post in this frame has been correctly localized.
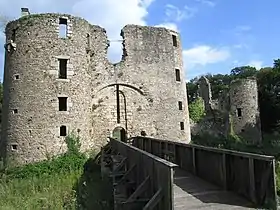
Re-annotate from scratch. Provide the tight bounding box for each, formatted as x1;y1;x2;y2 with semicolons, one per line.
222;153;227;190
192;148;197;175
248;158;256;203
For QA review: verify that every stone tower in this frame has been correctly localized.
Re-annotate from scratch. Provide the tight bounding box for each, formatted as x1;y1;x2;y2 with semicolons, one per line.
1;10;191;165
228;77;262;144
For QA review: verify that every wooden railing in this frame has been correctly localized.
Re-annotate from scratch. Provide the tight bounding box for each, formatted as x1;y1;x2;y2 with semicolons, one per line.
109;138;177;210
131;136;278;210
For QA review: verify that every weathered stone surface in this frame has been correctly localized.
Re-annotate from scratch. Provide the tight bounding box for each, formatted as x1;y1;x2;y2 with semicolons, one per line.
1;13;191;165
229;78;262;144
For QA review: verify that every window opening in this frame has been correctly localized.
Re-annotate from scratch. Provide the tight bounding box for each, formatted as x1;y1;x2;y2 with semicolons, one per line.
172;35;177;47
178;101;183;110
60;125;67;136
237;108;242;117
86;33;90;47
175;69;180;81
59;18;67;38
11;144;18;151
14;74;19;80
13;109;18;114
58;97;67;111
180;122;184;130
59;59;67;79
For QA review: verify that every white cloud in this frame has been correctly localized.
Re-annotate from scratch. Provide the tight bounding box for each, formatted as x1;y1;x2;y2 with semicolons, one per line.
165;4;197;22
247;60;263;70
0;0;156;66
154;22;178;31
195;0;216;7
183;45;231;68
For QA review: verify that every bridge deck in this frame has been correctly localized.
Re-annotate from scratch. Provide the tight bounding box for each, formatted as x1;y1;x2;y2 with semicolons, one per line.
173;168;256;210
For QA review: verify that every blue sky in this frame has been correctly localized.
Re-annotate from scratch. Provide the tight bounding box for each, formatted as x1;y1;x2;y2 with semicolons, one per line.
0;0;280;81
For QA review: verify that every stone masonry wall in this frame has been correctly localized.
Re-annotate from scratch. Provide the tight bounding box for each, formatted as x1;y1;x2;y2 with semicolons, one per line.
229;78;262;144
1;12;191;165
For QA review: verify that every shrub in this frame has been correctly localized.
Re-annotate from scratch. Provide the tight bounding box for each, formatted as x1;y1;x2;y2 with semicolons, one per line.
0;131;87;180
189;97;205;123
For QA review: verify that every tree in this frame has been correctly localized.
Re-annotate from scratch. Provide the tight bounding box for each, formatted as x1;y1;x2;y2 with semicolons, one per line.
257;66;280;132
186;61;280;134
230;66;257;79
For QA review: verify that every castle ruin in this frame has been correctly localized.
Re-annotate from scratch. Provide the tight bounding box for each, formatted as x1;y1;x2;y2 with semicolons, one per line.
196;76;262;144
0;9;191;165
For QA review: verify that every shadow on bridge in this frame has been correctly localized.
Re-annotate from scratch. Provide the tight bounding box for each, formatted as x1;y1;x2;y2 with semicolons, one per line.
131;136;278;210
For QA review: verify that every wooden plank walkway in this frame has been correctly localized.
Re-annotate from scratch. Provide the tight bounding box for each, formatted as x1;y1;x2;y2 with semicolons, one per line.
173;168;257;209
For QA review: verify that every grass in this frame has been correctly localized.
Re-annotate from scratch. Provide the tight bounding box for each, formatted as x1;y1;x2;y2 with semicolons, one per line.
0;155;113;210
0;132;113;210
0;171;80;210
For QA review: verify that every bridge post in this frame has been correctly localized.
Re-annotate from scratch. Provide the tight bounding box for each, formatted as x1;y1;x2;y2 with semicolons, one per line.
248;158;256;203
222;153;227;190
192;148;197;175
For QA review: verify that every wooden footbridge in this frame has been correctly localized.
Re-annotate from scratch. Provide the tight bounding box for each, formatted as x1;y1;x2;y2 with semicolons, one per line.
100;136;278;210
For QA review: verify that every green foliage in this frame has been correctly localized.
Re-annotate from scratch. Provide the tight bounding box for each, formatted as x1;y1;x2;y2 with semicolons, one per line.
0;133;113;209
1;132;87;179
0;170;81;209
186;59;280;133
65;131;82;156
188;97;205;123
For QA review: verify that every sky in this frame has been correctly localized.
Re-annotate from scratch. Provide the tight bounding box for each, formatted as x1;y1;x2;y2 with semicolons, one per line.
0;0;280;81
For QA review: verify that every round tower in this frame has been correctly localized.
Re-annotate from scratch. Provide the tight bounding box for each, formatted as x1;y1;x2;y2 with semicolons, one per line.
1;13;107;165
229;77;262;144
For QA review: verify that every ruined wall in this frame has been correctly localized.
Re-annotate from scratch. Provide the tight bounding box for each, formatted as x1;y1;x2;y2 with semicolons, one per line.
229;78;262;144
1;12;191;165
198;76;212;113
116;25;190;141
91;25;191;144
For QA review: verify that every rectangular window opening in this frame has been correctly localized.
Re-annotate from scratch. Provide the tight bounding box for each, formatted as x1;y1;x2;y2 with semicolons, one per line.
60;125;67;136
180;122;184;130
11;144;18;151
59;59;67;79
237;108;242;117
13;109;18;114
172;35;177;47
175;69;181;81
14;74;20;80
178;101;183;110
86;33;90;47
58;97;68;111
59;18;67;38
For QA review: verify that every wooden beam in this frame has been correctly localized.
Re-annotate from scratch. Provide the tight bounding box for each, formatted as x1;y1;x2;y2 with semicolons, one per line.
113;157;127;173
126;176;150;202
119;199;150;210
115;164;136;186
143;188;163;210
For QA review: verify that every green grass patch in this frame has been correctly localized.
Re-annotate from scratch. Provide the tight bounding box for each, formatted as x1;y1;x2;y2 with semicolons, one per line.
0;132;113;210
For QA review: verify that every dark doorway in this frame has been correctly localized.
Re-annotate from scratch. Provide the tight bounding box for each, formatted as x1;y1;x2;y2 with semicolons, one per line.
112;127;127;143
